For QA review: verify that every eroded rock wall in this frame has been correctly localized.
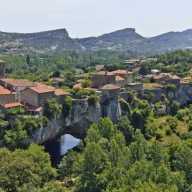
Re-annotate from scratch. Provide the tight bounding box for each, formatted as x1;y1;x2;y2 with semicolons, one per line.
33;95;121;143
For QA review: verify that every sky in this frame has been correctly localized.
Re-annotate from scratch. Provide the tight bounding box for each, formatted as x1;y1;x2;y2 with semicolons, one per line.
0;0;192;38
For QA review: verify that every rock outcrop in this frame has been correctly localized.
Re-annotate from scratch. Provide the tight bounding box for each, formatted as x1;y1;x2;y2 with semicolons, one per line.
143;82;192;106
33;94;121;143
31;82;192;143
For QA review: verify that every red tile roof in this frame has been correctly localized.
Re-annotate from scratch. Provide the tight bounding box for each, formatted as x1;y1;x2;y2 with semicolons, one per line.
0;78;34;87
30;83;55;94
0;86;11;95
1;102;23;109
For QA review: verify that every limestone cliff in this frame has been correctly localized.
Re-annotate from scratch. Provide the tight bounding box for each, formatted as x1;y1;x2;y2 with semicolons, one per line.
33;96;121;143
144;83;192;106
30;82;192;143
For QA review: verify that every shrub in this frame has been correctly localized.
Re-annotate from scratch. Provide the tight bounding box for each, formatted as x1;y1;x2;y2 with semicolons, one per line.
72;88;96;99
44;99;62;119
81;79;91;88
6;107;25;116
176;109;189;121
62;96;73;118
167;117;178;131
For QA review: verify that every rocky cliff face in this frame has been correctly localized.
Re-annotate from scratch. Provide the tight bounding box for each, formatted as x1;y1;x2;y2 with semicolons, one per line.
33;96;121;143
144;83;192;106
30;82;192;143
172;83;192;105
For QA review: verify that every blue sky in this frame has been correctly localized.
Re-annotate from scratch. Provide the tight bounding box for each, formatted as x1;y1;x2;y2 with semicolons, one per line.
0;0;192;38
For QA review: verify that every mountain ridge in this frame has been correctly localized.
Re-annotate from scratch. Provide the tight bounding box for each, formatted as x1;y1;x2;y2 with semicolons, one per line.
0;27;192;55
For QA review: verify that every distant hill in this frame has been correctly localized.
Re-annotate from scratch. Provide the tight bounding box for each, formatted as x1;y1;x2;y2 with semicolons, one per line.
0;29;82;54
0;27;192;55
77;28;145;52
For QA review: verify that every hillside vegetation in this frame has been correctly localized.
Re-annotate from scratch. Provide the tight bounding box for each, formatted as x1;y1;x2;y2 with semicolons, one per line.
1;28;192;55
2;50;192;191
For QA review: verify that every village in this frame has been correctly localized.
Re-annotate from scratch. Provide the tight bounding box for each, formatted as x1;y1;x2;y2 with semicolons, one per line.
0;57;192;118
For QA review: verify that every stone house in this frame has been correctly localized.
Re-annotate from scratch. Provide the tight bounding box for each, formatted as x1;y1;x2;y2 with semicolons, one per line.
0;86;16;105
152;73;181;85
91;70;133;88
91;71;116;88
111;70;133;84
0;78;35;101
21;83;55;107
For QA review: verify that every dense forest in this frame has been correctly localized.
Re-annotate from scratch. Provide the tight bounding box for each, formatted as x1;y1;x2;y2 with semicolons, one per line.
2;93;192;191
2;50;192;191
0;50;127;81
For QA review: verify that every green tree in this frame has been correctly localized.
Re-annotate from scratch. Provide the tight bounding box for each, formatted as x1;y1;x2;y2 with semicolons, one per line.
3;120;29;150
171;142;192;182
44;99;62;119
117;116;134;143
0;145;57;192
78;143;108;192
129;130;148;163
58;151;79;179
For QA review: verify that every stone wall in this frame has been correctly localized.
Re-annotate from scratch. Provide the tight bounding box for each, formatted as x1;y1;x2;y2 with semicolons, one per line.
0;93;16;105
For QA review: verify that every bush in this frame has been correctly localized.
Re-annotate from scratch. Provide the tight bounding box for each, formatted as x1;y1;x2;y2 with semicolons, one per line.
6;107;25;116
176;109;189;121
62;96;72;118
44;99;62;119
72;88;96;99
167;117;178;131
81;79;91;88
